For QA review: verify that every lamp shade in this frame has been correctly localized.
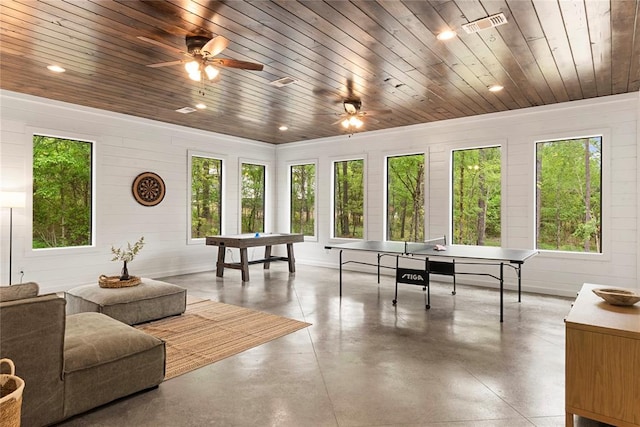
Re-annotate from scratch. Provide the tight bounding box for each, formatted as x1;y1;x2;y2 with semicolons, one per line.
0;191;26;208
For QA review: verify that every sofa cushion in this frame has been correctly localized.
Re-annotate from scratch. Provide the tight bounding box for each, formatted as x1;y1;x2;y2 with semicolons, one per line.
0;282;39;302
63;312;165;418
64;312;164;373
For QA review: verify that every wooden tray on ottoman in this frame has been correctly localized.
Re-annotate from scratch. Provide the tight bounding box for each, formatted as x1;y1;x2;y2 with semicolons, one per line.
98;275;141;288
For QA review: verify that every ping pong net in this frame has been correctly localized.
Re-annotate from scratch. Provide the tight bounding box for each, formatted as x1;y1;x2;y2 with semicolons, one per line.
403;236;447;254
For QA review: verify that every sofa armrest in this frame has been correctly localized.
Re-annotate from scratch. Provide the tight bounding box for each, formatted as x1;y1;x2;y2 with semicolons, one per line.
0;294;66;426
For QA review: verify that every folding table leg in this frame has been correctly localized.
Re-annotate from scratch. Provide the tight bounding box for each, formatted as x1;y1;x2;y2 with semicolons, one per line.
392;255;399;305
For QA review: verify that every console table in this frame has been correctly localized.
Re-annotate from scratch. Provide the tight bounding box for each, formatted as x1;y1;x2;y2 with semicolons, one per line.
565;283;640;427
206;233;304;281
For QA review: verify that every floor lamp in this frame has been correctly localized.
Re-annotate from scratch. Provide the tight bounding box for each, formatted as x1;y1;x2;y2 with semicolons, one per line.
1;191;26;285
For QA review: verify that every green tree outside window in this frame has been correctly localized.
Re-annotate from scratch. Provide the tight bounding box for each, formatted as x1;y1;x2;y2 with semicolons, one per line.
32;135;93;249
452;146;501;246
334;159;364;238
241;163;265;233
387;154;424;241
191;156;222;238
536;137;602;252
290;163;315;236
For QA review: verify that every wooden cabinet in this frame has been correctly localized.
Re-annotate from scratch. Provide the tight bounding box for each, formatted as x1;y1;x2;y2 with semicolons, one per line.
565;283;640;427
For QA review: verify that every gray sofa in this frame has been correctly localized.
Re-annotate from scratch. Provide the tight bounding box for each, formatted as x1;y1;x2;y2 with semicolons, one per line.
0;283;166;426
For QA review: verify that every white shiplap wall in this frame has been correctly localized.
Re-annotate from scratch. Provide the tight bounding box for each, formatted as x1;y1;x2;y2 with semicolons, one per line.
0;91;276;293
275;92;639;297
1;90;638;297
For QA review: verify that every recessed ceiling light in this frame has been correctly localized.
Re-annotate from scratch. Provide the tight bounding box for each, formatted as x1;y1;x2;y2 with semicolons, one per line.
488;84;504;92
47;65;66;73
195;103;207;109
279;125;288;131
437;30;457;41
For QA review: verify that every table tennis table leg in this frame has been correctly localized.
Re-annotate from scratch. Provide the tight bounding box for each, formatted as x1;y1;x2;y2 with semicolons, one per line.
517;264;522;303
424;257;430;310
339;250;343;297
377;253;381;284
500;262;504;323
392;256;399;305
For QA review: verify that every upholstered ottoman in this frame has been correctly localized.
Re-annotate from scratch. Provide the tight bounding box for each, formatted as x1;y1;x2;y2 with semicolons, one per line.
65;278;187;325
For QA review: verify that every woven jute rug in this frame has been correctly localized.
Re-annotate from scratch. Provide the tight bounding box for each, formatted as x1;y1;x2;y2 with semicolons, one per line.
136;299;311;380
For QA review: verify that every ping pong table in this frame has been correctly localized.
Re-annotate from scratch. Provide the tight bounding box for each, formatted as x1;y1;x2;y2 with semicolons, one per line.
324;237;538;322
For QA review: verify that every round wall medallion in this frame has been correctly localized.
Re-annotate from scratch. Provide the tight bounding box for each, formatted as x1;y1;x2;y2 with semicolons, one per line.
132;172;166;206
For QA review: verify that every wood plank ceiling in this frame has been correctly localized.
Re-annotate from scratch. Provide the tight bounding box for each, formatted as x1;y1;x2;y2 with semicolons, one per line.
1;0;638;144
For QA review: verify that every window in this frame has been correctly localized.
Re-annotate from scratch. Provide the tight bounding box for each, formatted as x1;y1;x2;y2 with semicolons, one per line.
333;159;364;238
290;163;316;236
191;155;223;238
386;154;424;241
451;146;501;246
536;136;602;252
241;163;265;233
32;135;93;249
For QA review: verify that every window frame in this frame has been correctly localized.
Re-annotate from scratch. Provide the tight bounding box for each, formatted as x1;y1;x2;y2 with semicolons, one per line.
288;160;318;241
533;130;609;259
239;158;268;234
330;155;367;241
449;144;503;247
384;151;426;242
26;129;97;255
187;150;225;244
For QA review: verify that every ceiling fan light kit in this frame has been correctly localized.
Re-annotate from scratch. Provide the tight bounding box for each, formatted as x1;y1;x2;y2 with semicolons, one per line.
342;116;363;129
185;61;220;81
140;34;263;83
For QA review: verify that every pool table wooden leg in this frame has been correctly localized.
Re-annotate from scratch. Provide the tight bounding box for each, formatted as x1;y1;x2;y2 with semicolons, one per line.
216;246;226;277
240;248;249;281
264;245;272;269
286;243;296;273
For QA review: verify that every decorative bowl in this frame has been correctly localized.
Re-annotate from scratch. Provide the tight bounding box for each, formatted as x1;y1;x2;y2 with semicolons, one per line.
592;287;640;306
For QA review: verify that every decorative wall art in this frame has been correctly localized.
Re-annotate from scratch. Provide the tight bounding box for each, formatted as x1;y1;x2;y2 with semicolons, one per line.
132;172;165;206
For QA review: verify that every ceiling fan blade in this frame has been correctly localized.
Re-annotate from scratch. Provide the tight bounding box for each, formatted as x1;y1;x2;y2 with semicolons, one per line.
202;36;229;57
210;58;264;71
313;88;344;104
146;60;185;68
360;109;392;116
137;36;187;56
346;78;355;98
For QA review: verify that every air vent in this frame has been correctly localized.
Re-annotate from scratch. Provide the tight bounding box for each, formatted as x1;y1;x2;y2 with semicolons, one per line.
175;107;197;114
462;13;508;34
270;77;297;87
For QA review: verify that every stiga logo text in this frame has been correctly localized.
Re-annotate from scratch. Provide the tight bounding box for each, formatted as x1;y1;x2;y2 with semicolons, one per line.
396;268;427;285
402;273;423;281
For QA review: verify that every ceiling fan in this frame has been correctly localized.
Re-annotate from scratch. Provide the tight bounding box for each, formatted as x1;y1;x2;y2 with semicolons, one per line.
317;78;392;130
332;99;392;130
137;35;264;82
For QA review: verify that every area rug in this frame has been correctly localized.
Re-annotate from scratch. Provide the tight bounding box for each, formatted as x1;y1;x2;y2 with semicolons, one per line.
136;299;311;380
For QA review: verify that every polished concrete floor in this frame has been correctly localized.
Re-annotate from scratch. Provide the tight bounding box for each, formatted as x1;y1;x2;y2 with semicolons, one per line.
58;264;611;427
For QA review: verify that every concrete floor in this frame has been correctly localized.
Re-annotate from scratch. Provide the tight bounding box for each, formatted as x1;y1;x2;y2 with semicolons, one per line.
57;264;611;427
